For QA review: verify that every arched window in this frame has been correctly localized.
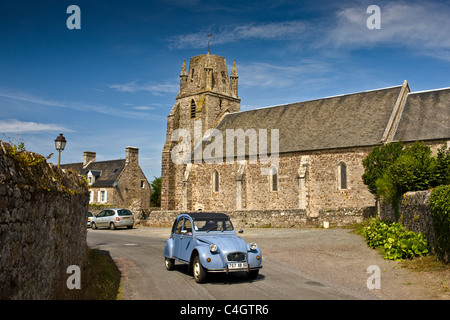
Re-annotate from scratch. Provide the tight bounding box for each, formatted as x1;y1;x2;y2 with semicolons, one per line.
190;99;196;119
213;170;219;192
270;166;278;192
338;162;347;190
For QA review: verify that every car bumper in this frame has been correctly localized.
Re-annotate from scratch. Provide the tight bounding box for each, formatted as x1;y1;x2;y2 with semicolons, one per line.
207;264;262;273
116;219;134;227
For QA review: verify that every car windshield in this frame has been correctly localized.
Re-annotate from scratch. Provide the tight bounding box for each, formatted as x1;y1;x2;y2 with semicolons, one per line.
194;218;234;232
118;209;132;216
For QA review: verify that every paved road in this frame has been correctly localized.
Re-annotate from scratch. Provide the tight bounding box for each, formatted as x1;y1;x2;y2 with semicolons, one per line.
87;227;380;300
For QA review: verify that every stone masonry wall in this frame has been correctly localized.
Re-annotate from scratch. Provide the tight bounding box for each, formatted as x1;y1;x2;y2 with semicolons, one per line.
379;190;436;250
0;141;89;299
166;147;376;219
144;206;375;229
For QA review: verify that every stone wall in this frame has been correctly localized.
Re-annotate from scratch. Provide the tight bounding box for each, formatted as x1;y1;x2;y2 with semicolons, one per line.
164;147;376;218
144;206;375;229
0;141;89;299
379;190;436;250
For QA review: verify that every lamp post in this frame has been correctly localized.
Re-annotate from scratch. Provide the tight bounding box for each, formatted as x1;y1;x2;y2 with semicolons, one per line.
54;133;67;166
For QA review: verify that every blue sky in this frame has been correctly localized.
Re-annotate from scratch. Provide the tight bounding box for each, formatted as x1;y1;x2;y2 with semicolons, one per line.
1;0;449;181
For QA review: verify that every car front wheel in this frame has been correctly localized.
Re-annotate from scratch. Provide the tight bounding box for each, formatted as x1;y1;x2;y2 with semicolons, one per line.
165;257;174;270
193;255;207;283
91;222;97;230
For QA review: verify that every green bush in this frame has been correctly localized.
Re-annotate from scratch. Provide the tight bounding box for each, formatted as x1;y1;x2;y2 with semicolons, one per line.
363;142;450;221
364;219;429;261
430;185;450;263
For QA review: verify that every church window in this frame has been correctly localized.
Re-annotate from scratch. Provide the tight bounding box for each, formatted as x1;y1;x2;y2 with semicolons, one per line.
191;68;195;81
270;166;278;192
213;170;220;192
190;100;196;119
338;162;347;190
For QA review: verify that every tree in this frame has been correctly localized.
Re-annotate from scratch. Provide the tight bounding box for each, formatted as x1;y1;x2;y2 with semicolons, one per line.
362;141;404;196
362;141;449;221
150;176;161;207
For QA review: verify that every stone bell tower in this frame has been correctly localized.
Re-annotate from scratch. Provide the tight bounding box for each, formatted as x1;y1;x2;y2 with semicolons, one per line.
161;52;241;210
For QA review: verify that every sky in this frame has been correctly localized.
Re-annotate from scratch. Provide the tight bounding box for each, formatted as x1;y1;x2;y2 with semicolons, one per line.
1;0;449;181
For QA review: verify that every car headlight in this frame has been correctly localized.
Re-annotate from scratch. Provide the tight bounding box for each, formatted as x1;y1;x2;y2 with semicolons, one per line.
249;242;257;251
209;244;218;253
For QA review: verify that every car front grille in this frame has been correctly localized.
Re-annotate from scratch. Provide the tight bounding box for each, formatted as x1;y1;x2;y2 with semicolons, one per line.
227;252;246;262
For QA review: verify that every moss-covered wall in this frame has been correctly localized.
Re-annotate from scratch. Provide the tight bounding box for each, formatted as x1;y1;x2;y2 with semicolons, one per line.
0;141;89;299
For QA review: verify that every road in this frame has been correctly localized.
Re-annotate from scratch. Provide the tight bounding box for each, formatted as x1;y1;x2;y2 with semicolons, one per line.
87;227;381;300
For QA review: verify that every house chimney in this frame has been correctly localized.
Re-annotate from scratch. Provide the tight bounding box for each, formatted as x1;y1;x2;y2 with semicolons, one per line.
83;151;96;167
126;146;139;164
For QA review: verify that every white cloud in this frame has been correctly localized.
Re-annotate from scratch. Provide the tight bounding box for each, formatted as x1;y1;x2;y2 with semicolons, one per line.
132;106;156;110
322;2;450;60
108;81;178;95
167;20;308;49
0;89;165;121
167;1;450;61
238;60;332;88
0;119;75;133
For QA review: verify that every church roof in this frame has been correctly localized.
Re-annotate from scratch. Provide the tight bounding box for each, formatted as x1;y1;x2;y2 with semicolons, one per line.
393;88;450;142
206;85;405;156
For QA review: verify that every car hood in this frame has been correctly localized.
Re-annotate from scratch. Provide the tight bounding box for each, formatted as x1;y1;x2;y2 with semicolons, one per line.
196;234;247;253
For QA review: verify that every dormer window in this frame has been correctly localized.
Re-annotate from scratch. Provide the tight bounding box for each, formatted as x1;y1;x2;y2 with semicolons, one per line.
86;170;101;186
87;171;95;185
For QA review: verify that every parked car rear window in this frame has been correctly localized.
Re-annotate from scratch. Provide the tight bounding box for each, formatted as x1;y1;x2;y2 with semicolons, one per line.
194;219;233;232
118;209;132;216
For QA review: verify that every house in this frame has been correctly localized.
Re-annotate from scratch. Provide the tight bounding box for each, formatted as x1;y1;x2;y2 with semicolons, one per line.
160;52;450;226
61;146;151;214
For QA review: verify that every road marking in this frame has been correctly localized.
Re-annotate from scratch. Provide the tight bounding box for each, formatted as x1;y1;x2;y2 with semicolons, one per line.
124;243;138;246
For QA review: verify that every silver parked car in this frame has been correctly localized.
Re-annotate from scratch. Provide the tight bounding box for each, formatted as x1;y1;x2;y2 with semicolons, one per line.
87;211;94;227
91;208;134;230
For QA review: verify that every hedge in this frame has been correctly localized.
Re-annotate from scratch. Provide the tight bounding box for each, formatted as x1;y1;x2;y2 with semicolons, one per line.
430;185;450;263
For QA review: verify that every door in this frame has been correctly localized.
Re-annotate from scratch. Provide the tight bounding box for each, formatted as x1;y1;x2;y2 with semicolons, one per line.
96;210;106;227
178;218;193;262
173;218;184;260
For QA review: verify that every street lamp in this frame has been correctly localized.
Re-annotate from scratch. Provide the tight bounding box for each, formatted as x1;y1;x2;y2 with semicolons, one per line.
54;133;67;166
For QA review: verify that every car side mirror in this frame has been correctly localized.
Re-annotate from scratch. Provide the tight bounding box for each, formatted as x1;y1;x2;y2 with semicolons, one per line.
238;229;243;234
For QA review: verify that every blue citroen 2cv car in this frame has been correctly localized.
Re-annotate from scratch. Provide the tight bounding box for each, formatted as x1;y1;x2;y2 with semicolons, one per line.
164;212;262;283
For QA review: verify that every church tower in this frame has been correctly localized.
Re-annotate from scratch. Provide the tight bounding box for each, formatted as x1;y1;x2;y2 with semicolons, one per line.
161;53;241;210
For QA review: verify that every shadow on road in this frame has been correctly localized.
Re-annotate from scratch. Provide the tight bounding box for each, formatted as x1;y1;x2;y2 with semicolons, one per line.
171;263;265;285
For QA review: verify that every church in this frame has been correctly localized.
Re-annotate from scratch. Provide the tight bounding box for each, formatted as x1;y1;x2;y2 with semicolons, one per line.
160;52;449;227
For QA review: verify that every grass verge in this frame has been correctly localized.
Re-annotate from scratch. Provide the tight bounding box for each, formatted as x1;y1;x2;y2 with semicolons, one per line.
56;247;122;300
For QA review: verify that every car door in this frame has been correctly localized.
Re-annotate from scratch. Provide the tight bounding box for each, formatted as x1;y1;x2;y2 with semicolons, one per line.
96;210;106;227
173;218;184;260
178;218;193;262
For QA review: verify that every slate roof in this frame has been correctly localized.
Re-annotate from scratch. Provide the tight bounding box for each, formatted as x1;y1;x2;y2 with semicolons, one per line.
60;159;126;187
200;85;405;158
393;88;450;142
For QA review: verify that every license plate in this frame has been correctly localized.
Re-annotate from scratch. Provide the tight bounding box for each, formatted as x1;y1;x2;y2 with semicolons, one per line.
123;217;130;219
228;262;247;269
